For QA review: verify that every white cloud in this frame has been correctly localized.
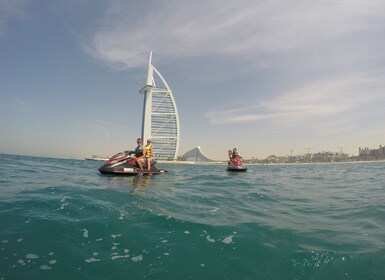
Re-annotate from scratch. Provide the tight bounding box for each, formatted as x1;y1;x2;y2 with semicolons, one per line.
84;0;385;69
206;73;385;126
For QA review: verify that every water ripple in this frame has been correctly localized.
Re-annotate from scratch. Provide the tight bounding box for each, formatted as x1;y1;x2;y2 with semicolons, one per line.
1;154;385;279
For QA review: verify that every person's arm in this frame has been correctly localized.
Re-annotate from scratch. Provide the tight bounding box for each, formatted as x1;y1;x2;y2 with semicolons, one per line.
142;145;146;157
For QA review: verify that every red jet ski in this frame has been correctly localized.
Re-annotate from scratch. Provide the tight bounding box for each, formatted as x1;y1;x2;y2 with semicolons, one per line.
226;156;247;172
98;150;167;176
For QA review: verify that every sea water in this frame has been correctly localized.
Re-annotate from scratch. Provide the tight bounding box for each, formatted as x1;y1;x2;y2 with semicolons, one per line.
0;154;384;279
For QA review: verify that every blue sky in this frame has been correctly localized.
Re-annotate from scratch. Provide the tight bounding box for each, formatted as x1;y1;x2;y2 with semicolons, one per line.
1;0;385;160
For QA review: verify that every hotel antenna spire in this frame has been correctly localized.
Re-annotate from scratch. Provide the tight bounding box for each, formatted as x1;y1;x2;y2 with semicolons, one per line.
146;51;153;86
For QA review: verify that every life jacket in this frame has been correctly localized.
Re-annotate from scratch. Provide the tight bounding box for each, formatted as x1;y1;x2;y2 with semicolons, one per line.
145;144;152;158
135;146;143;157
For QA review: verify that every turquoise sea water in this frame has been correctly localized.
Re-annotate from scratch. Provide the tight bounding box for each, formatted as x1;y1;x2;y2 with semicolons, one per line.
0;154;384;279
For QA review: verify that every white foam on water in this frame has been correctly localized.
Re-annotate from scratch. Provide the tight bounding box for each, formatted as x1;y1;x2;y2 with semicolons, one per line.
206;236;215;243
59;203;69;210
124;249;129;254
111;234;122;239
40;265;51;270
17;239;23;242
49;260;57;265
95;238;103;242
111;254;130;260
2;240;8;243
210;207;220;213
85;257;100;263
222;235;234;244
184;230;190;234
83;229;89;238
26;253;39;259
131;255;143;262
49;252;55;256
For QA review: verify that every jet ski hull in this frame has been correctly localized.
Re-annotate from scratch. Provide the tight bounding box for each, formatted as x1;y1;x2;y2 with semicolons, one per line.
99;167;166;176
98;151;167;176
226;156;247;172
226;166;248;172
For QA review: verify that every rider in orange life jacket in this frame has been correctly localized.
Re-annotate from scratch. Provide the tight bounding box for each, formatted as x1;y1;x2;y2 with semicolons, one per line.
134;138;146;170
145;139;153;171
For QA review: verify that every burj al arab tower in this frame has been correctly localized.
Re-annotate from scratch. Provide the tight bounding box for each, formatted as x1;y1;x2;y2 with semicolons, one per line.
138;52;180;160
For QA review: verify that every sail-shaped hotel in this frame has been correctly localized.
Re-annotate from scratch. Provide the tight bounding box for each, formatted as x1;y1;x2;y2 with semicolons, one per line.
138;52;180;160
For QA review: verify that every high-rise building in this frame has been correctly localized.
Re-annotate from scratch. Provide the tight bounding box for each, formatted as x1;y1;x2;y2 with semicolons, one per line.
138;52;180;159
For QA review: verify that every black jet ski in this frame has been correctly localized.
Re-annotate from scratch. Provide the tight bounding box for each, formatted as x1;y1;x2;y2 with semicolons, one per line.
98;150;167;176
226;156;247;172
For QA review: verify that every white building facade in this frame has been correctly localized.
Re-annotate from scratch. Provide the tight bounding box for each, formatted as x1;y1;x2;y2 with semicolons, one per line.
138;52;180;160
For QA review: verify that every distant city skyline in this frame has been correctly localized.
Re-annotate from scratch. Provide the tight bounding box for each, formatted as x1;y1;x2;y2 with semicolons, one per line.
182;143;384;161
1;1;385;160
